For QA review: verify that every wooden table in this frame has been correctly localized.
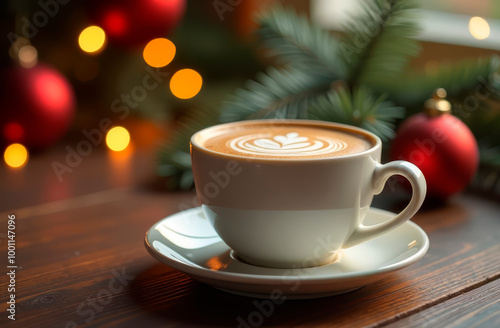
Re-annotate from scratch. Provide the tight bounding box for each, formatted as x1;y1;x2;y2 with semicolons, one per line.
1;148;499;328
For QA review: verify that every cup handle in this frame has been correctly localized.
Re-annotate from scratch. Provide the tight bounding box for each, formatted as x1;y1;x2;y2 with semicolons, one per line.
343;161;426;248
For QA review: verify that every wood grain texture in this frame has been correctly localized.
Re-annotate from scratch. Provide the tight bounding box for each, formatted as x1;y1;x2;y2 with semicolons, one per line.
1;150;500;328
385;279;500;328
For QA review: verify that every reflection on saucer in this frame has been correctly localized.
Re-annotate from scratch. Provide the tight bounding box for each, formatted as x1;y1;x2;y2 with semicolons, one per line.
206;252;231;271
155;207;220;249
145;207;429;299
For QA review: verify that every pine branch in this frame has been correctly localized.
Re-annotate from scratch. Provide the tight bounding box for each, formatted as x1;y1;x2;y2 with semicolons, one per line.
308;86;404;141
157;106;219;190
220;1;421;123
340;0;421;86
220;66;332;122
258;5;347;79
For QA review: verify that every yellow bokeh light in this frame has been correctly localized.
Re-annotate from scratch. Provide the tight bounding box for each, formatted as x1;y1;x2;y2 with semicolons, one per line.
79;26;106;53
143;38;176;68
106;126;130;152
170;69;203;99
4;143;28;168
18;45;38;68
469;16;490;40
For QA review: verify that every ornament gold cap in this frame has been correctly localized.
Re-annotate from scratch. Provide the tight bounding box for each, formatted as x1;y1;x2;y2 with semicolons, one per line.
424;88;451;117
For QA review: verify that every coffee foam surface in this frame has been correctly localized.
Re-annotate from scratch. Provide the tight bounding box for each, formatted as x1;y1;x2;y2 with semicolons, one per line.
201;124;373;159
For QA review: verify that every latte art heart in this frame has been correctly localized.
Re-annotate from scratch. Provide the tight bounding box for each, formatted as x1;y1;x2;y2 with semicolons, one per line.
228;132;347;157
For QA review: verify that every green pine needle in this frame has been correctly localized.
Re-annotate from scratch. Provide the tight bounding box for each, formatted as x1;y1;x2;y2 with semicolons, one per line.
340;0;421;86
220;66;333;122
308;86;404;141
157;106;220;190
258;4;347;79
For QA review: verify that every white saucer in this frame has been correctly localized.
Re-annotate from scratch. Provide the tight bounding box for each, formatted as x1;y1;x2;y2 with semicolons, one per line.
144;207;429;299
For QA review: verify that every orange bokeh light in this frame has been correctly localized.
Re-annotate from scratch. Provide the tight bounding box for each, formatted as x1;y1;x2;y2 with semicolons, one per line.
143;38;176;68
170;69;203;99
4;143;28;168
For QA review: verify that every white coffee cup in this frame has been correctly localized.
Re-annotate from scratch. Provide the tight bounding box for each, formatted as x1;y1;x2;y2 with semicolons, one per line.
191;120;426;268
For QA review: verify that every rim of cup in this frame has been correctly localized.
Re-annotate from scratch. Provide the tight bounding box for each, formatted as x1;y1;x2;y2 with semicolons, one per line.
190;119;382;162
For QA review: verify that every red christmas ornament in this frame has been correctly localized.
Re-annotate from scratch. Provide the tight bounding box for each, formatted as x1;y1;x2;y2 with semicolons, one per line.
86;0;186;48
0;64;75;149
390;89;479;198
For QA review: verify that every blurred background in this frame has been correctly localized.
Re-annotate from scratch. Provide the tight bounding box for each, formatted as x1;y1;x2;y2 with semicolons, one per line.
1;0;500;210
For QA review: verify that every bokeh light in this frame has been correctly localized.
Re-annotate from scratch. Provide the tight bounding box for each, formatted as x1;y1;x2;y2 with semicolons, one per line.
33;70;74;111
106;127;130;152
3;122;25;142
143;38;176;68
102;10;128;37
170;69;203;99
18;45;38;68
79;26;106;53
469;17;490;40
4;143;28;168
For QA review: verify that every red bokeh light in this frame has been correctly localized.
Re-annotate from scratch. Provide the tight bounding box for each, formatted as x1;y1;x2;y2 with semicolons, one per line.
33;71;73;114
102;10;128;37
3;122;25;142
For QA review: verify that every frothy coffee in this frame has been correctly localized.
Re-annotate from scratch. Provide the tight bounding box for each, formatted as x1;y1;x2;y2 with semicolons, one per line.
199;123;373;159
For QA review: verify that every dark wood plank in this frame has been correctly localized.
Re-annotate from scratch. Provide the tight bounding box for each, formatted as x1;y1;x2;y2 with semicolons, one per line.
385;279;500;328
1;188;499;328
